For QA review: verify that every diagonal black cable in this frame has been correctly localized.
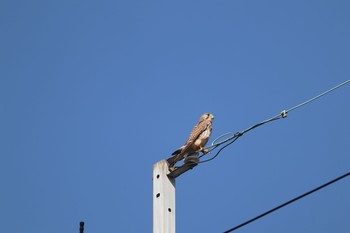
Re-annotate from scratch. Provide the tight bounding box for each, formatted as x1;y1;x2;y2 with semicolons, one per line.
223;171;350;233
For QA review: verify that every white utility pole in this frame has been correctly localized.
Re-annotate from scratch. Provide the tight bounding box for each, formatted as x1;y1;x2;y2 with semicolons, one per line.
153;160;176;233
153;156;199;233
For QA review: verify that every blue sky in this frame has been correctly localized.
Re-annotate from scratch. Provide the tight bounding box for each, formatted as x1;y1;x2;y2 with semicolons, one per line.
1;0;349;232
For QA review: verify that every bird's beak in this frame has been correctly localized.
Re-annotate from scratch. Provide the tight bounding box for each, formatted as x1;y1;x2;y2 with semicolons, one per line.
210;114;214;119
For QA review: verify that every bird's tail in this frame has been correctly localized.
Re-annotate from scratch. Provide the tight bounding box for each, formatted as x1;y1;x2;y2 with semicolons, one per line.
166;146;185;168
166;156;175;168
166;154;181;168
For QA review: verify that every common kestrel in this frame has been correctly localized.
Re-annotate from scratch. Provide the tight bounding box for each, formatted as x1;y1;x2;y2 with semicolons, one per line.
167;113;214;169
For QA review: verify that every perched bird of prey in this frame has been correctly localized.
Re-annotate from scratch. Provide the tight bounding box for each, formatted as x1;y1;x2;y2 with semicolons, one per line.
167;113;214;170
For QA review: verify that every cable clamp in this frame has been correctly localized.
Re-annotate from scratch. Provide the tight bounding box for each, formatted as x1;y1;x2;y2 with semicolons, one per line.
234;132;243;137
281;110;288;118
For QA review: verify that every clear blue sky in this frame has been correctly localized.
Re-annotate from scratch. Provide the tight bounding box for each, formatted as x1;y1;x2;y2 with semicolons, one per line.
1;1;349;232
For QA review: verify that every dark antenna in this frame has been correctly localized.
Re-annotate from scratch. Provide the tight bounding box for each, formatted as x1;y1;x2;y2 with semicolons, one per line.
79;221;84;233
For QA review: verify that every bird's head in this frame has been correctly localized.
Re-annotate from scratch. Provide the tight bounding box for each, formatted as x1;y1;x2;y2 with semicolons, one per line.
200;113;214;121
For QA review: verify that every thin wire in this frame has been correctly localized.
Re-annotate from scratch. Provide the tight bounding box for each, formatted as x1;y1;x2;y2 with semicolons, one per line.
199;80;350;163
198;116;281;163
199;137;240;163
223;171;350;233
286;79;350;113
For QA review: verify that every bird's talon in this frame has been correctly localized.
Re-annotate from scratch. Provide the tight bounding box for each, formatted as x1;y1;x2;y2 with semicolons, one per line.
201;148;209;154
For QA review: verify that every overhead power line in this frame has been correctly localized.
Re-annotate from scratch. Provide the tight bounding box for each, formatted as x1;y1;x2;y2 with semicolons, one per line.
223;171;350;233
285;79;350;113
199;79;350;163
